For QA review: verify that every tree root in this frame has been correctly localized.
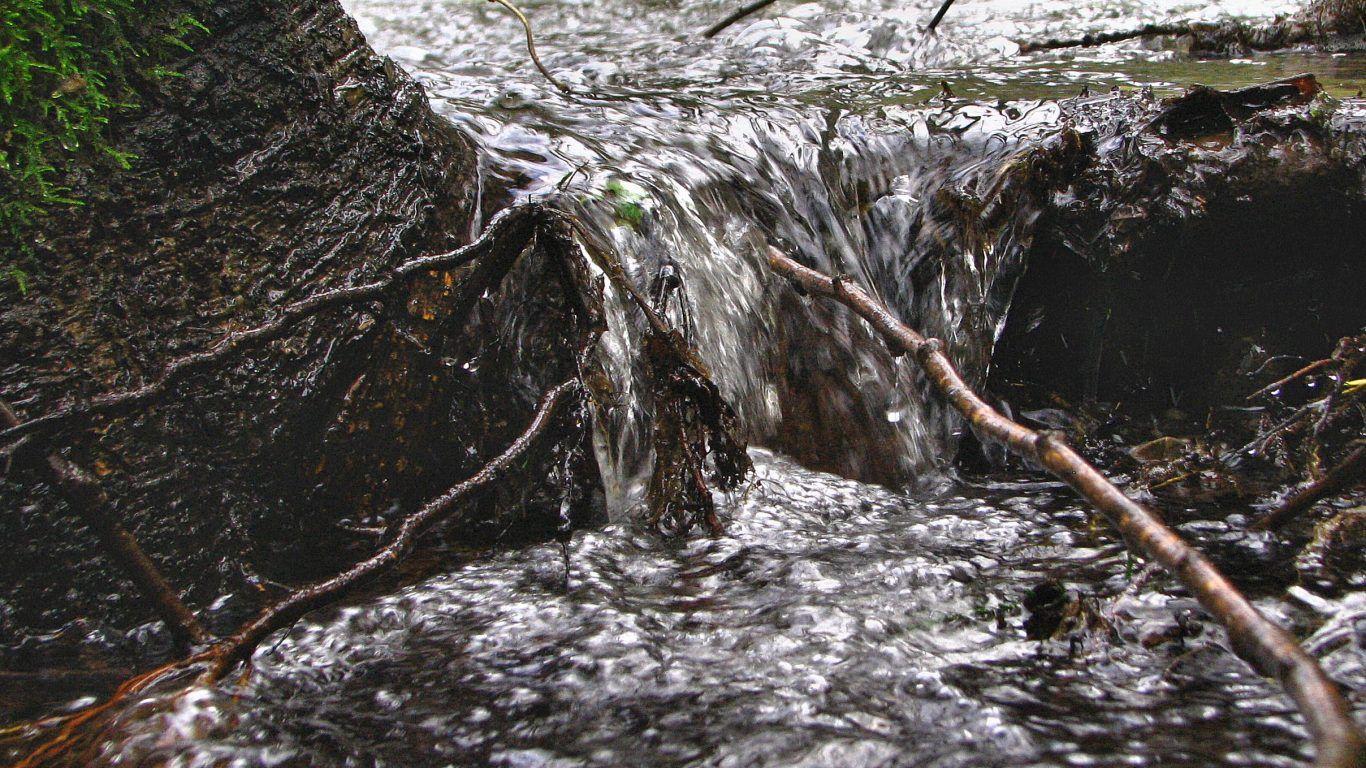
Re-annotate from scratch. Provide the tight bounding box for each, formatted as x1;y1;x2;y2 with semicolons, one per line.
0;203;546;450
766;247;1365;768
203;379;581;681
6;203;751;764
9;380;580;768
0;401;208;649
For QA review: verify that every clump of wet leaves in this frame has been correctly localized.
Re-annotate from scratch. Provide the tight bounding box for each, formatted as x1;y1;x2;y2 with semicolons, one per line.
643;328;751;536
1022;580;1116;654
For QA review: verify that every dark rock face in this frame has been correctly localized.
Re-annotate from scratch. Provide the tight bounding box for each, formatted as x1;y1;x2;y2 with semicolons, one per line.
0;0;602;670
990;78;1366;413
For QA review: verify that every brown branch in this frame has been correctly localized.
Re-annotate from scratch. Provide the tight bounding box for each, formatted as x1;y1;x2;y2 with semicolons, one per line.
1246;358;1335;402
0;204;544;448
1253;444;1366;532
1018;22;1192;53
202;378;580;681
0;401;209;649
766;247;1365;768
703;0;783;39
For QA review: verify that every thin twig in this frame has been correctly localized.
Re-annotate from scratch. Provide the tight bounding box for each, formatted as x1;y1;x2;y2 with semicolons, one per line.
1246;358;1334;402
766;247;1364;768
1252;444;1366;532
486;0;576;95
203;379;579;680
0;401;208;648
703;0;783;38
0;204;544;448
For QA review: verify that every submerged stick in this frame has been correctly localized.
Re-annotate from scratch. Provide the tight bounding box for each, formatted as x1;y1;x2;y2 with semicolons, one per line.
204;379;579;680
1253;445;1366;532
0;204;544;448
766;248;1365;768
0;402;208;648
703;0;782;38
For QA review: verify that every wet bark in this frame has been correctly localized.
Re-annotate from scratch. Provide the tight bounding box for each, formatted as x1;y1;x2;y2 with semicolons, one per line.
0;0;602;671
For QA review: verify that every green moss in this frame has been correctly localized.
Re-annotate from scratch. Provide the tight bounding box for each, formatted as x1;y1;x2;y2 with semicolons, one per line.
1;0;206;291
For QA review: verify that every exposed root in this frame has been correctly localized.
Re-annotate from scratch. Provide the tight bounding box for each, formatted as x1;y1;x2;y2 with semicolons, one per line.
767;247;1364;768
203;379;581;681
0;401;208;648
12;655;212;768
0;204;546;449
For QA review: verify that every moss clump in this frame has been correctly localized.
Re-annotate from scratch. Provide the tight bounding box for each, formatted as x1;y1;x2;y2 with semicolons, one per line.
0;0;205;290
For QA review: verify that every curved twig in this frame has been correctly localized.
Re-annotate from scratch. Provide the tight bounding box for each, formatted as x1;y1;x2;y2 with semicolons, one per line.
766;247;1365;768
203;379;580;681
0;204;544;448
486;0;576;95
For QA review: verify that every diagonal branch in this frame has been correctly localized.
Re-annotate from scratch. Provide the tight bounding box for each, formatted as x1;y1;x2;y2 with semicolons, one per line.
766;247;1364;768
0;401;209;649
202;378;580;681
703;0;783;38
1253;444;1366;532
0;204;544;448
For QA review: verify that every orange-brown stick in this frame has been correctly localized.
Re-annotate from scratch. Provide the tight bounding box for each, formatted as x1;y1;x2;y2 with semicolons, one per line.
767;247;1364;768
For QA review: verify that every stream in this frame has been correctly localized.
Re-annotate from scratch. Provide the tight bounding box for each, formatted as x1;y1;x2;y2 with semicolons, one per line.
51;0;1366;765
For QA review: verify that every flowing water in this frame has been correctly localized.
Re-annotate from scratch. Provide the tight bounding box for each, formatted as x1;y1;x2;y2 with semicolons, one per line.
45;0;1366;765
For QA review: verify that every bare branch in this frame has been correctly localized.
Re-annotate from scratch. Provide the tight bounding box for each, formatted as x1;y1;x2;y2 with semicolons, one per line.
767;247;1365;768
1253;444;1366;531
203;379;580;680
486;0;576;95
703;0;782;39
